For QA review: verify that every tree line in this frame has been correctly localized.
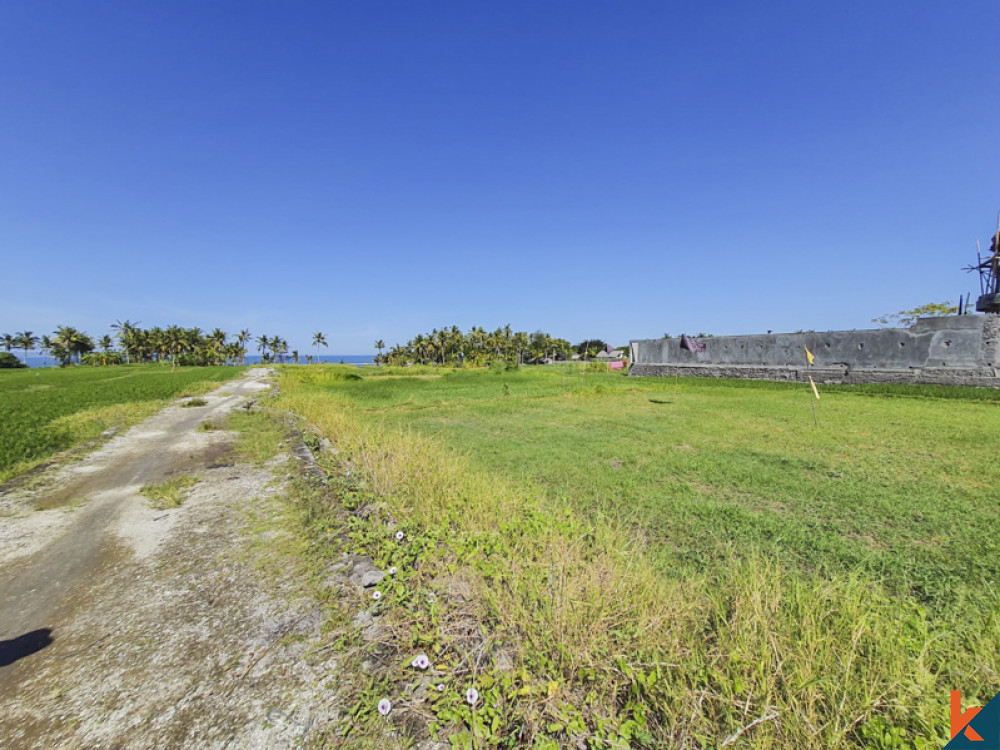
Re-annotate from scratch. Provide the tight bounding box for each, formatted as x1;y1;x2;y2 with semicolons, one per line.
0;322;301;369
2;321;620;369
378;325;615;367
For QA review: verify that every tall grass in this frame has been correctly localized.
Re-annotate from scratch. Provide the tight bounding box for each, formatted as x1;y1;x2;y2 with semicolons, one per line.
277;366;999;747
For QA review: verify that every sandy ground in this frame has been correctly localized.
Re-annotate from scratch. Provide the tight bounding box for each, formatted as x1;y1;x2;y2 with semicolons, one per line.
0;369;341;749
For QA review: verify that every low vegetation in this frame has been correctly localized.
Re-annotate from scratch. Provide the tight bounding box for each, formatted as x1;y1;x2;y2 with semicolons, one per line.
273;364;1000;749
140;474;199;509
0;365;243;482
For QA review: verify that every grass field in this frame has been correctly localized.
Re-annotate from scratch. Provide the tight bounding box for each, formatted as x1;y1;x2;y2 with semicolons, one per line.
277;364;1000;748
0;365;244;482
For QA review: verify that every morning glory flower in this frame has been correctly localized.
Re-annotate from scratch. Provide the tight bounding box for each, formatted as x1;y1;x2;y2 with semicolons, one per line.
395;530;405;541
377;698;391;716
388;566;397;575
466;687;479;705
436;683;445;692
411;654;430;670
372;590;382;601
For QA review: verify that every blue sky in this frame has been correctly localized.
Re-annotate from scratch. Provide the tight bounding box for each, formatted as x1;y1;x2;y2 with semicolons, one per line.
1;2;997;353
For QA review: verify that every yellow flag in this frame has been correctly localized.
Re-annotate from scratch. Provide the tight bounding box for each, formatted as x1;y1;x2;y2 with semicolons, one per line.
804;347;815;365
808;375;820;400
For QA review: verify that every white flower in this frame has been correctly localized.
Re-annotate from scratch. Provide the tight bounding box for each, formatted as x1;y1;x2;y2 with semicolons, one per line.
388;566;397;575
395;530;405;541
411;654;430;670
377;698;391;716
466;687;479;705
436;683;445;692
372;590;382;601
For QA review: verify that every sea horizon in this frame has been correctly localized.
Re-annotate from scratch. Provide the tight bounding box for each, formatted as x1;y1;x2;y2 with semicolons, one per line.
11;354;375;368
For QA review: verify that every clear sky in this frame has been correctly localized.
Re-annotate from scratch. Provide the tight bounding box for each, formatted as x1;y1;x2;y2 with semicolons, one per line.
2;2;998;353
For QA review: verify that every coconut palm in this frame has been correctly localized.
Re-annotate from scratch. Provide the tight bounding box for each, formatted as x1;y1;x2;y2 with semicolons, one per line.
14;331;38;365
1;334;13;353
374;339;385;365
312;332;328;364
256;334;270;362
271;336;288;363
52;326;94;365
111;319;140;363
207;328;227;365
235;329;250;365
163;325;187;371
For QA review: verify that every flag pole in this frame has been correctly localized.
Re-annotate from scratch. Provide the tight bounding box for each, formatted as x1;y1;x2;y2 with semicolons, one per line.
808;377;818;426
805;347;819;426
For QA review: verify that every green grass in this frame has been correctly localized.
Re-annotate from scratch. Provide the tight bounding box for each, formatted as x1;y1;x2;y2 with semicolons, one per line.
140;474;199;509
276;364;1000;748
0;365;244;482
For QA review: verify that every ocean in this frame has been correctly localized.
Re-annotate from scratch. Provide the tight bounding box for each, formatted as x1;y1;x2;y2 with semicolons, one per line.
13;354;375;368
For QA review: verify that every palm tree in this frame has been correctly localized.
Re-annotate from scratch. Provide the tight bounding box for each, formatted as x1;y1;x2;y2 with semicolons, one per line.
374;339;385;365
39;334;52;362
271;336;288;364
256;334;270;362
1;334;13;353
207;328;226;365
434;328;448;365
52;326;94;365
146;327;166;364
312;332;328;364
111;319;140;363
236;329;250;365
14;331;38;365
163;325;187;371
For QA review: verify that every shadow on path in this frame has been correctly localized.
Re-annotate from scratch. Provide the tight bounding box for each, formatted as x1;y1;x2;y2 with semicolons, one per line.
0;628;53;667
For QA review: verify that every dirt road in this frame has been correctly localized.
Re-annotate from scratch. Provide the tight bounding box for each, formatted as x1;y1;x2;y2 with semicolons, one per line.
0;369;340;748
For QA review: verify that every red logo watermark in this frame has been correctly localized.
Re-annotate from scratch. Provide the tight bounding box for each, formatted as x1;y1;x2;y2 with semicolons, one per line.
953;690;985;742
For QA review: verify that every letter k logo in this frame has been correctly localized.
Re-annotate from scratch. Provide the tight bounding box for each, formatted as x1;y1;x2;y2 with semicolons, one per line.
953;691;985;742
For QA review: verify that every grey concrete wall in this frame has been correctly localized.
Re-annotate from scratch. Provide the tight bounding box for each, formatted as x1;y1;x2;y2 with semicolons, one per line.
630;316;1000;387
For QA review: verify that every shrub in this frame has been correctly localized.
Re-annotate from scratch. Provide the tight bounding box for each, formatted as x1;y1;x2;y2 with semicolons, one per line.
0;352;26;369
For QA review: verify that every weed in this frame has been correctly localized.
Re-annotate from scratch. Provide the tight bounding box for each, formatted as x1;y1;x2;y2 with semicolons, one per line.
227;409;288;464
181;397;208;408
140;474;199;509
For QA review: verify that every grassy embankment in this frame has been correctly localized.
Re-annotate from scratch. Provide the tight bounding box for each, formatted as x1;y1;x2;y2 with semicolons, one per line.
0;365;244;483
276;364;1000;749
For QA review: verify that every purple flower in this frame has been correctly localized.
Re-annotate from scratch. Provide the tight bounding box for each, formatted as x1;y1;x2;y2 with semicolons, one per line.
372;590;382;601
466;687;479;706
436;683;445;692
395;530;405;541
377;698;391;716
388;566;397;576
411;654;430;670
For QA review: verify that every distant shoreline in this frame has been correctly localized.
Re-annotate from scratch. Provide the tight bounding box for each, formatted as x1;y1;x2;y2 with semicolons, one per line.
12;354;376;368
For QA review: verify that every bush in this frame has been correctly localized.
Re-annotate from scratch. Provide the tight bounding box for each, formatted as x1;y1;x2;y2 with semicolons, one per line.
0;352;26;369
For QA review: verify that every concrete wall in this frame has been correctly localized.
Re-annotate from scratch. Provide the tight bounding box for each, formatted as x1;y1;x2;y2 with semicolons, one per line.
630;316;1000;387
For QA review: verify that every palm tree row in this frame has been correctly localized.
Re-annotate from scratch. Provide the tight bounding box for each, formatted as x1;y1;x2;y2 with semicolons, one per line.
380;325;574;367
0;322;301;368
